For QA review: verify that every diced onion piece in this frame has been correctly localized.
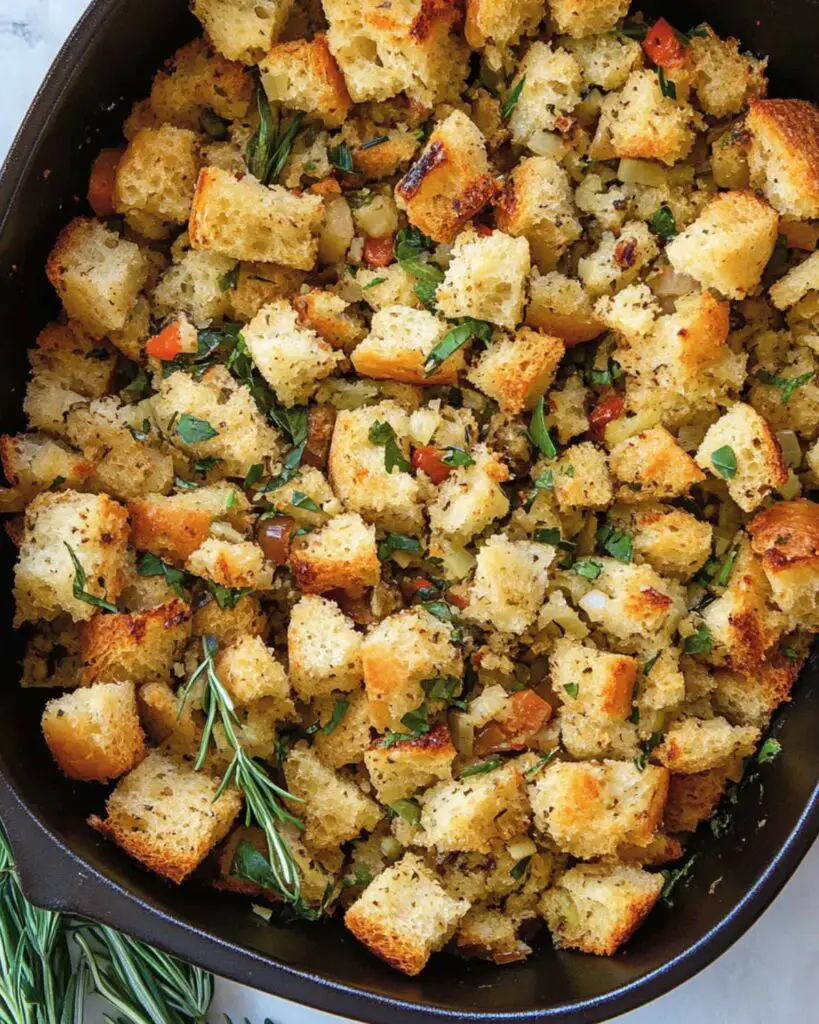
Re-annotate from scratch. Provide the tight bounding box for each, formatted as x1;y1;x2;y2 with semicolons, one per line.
549;889;581;930
617;158;668;187
578;589;609;618
650;266;699;299
528;130;568;160
252;904;273;921
409;407;441;446
432;537;476;581
352;194;399;239
777;429;802;468
779;468;802;500
604;408;662;447
449;710;475;756
380;837;405;861
261;73;290;101
318;197;354;265
506;837;537;861
539;592;589;638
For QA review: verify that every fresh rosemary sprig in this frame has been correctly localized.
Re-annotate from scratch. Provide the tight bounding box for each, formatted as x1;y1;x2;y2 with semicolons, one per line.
178;636;305;903
246;76;305;185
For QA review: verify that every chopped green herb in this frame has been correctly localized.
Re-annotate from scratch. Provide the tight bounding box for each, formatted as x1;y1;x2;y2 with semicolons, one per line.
177;414;218;445
587;360;623;386
359;135;390;151
643;652;661;675
400;257;445;310
219;263;240;292
246;78;305;185
64;543;118;613
394;226;436;262
684;623;713;655
368;420;411;474
524;470;555;511
780;643;800;663
289;491;322;513
657;67;677;100
328;142;354;173
425;319;492;376
128;418;151;443
422;676;462;701
563;682;579;699
524;749;559;777
50;475;66;489
423;600;456;623
618;22;648;40
200;107;230;140
174;475;199;491
401;702;430;734
121;364;151;401
378;533;423;561
137;552;188;599
510;856;532;881
193;456;221;477
572;558;603;580
754;368;815;406
381;726;430;749
534;527;561;545
757;737;782;764
648;205;677;239
225;490;238;510
342;865;374;888
323;699;350;736
661;853;698;905
501;76;526;121
209;583;255;611
716;548;737;588
441;447;475;468
710;445;737;480
390;799;422;825
363;276;386;289
270;405;309;449
460;757;502;779
634;751;648;772
529;396;558;458
597;523;633;564
244;464;264;489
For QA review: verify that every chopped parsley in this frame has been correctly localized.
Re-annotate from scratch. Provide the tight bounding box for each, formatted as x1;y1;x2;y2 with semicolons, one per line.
757;737;782;764
368;420;411;474
441;447;475;468
218;263;240;292
563;682;579;700
425;319;492;376
597;522;633;564
643;652;661;676
710;445;737;480
684;623;713;655
422;676;462;701
208;583;255;611
661;853;698;905
715;548;737;588
322;699;350;736
137;552;188;599
363;276;386;289
501;76;526;121
529;396;558;458
289;491;322;513
510;856;532;881
177;414;218;445
243;464;264;489
378;533;423;562
572;558;603;580
648;205;677;239
754;369;815;406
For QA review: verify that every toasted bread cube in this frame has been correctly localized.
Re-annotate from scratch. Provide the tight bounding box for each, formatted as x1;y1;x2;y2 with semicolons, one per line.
135;680;198;753
365;724;456;804
14;491;129;626
355;264;423;311
361;607;462;731
689;25;767;118
465;0;545;59
714;645;803;729
189;167;324;270
562;32;642;90
455;906;533;965
666;191;779;300
0;433;92;509
128;495;214;563
284;746;381;849
593;69;699;166
463;535;553;634
21;620;82;690
582;558;686;646
151;246;236;327
229;261;306;322
694;403;787;512
769;250;819;310
192;0;292;63
115;126;200;226
437;229;530;329
288;595;363;698
610;427;705;502
495;157;581;271
593;283;660;344
242;300;341;407
46;219;148;338
636;646;686;714
420;762;531;853
215;635;294;718
345;852;469;976
507;43;582;146
558;715;639;761
549;0;628;37
293;289;365;351
265;466;343;526
290;512;380;596
352;306;465;385
641;290;731;380
323;0;468;107
552;442;613;511
549;374;590;443
30;322;116;398
526;271;603;345
79;599;191;686
578;220;659;298
395;111;496;244
150;39;252;125
153;366;281;478
192;592;266;645
90;750;242;883
540;863;662;956
530;760;668;858
329;400;424;535
663;763;738;833
427;444;510;543
42;680;145;783
630;504;713;579
749;498;819;626
260;35;351;128
186;537;273;590
312;689;374;768
467;327;564;414
550;638;637;722
747;99;819;219
654;716;760;775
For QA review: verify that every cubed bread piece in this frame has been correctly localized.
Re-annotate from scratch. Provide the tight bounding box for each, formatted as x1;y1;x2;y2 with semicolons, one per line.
562;32;642;90
329;400;424;535
526;271;603;345
186;537;273;590
581;558;686;646
352;306;465;385
265;466;343;526
552;442;613;510
42;680;145;783
395;111;496;244
689;25;767;118
468;328;564;414
664;763;740;834
495;157;581;271
152;365;282;477
361;606;462;732
0;433;92;509
769;251;819;310
540;863;662;956
636;646;685;713
455;905;533;965
558;715;639;761
549;0;628;37
609;426;705;502
548;374;590;443
506;43;583;146
115;126;200;226
653;716;760;775
365;724;456;804
312;689;374;769
189;167;325;270
192;0;293;63
46;219;149;338
630;505;713;579
290;512;380;596
230;262;307;322
530;760;669;858
14;490;129;626
79;599;191;686
151;246;235;327
345;852;469;976
215;635;294;718
284;746;381;849
323;0;469;107
427;444;510;543
714;645;803;729
640;290;731;380
420;762;531;853
462;535;553;634
578;220;659;298
465;0;545;57
293;289;365;351
437;228;530;330
550;638;637;722
694;403;787;512
150;39;252;125
30;321;116;398
260;35;351;127
746;99;819;219
749;498;819;626
242;300;341;407
192;592;266;644
288;595;363;698
90;750;242;883
665;191;779;300
136;680;199;753
594;283;660;344
128;494;214;562
355;264;422;311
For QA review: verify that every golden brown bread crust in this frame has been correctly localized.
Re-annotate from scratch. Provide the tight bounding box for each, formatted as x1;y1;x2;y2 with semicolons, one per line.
748;497;819;573
128;496;212;562
747;98;819;212
664;766;735;833
263;34;352;128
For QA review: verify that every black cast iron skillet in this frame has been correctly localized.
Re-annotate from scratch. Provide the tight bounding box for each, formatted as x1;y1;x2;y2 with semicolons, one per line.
0;2;818;1021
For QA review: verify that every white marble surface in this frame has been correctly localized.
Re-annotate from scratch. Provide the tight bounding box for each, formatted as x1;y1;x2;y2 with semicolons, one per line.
1;2;817;1021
